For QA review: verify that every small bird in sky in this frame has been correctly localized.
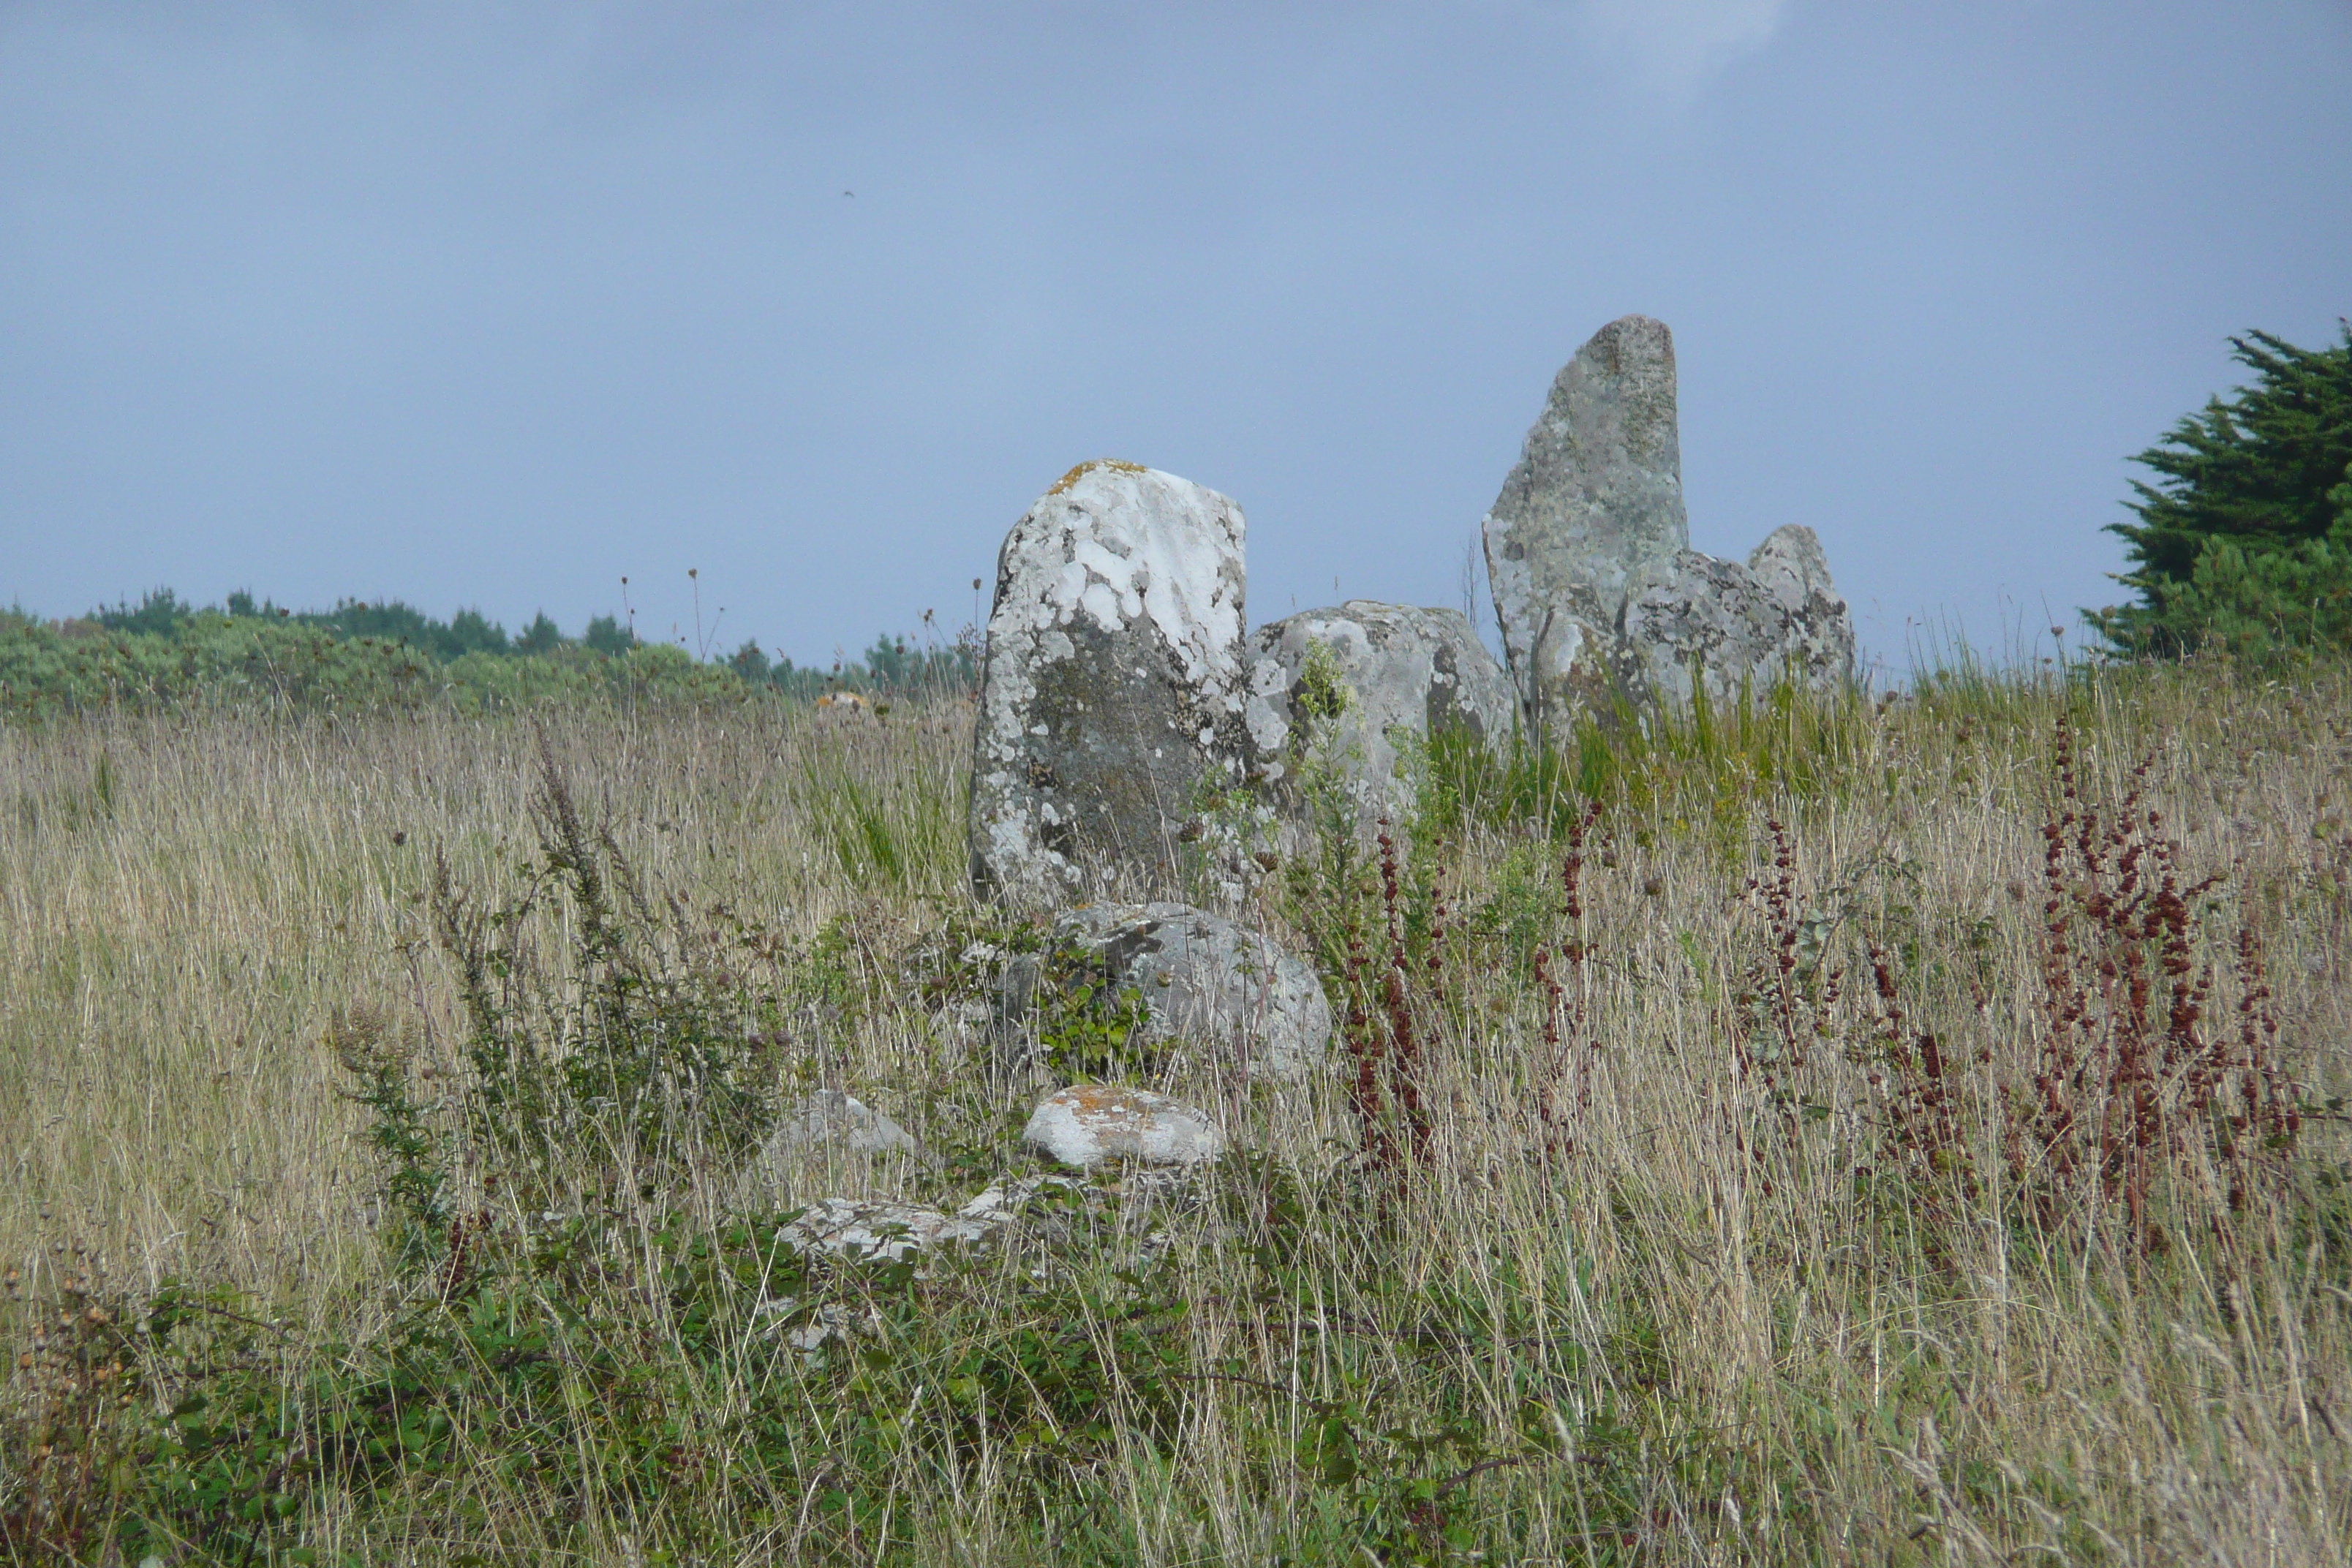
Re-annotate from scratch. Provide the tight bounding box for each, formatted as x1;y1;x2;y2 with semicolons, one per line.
843;189;854;197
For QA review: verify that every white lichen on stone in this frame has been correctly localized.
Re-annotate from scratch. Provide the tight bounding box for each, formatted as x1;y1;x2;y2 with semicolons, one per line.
970;462;1256;908
1022;1084;1224;1168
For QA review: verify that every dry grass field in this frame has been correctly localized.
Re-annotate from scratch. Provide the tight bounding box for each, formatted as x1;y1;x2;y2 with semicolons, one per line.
1;659;2348;1565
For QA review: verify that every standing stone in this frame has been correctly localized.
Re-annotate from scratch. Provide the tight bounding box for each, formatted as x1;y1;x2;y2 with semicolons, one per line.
970;461;1256;908
1482;316;1689;725
1482;317;1855;721
1247;602;1518;817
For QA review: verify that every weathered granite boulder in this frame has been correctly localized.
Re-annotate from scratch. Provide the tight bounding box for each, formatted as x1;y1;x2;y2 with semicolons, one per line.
1745;523;1855;674
970;461;1256;908
1624;528;1856;707
1248;601;1517;814
1000;901;1332;1082
1481;316;1855;722
1023;1085;1224;1167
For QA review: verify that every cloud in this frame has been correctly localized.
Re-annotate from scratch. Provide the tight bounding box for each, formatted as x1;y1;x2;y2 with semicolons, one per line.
1579;0;1790;100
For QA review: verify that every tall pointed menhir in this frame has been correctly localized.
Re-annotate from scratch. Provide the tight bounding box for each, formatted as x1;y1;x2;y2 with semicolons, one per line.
1482;315;1689;724
1482;315;1855;724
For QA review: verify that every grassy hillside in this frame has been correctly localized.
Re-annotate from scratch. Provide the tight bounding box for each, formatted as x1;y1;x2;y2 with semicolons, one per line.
1;657;2346;1564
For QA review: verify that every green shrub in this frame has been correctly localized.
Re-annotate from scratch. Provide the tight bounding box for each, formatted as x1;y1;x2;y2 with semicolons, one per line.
2095;323;2352;660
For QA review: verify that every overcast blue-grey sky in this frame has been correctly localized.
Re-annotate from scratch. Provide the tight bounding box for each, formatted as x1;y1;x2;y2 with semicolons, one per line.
4;1;2348;672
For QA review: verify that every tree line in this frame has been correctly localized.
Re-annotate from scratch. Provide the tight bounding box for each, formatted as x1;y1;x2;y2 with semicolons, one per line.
83;589;977;696
1;590;977;718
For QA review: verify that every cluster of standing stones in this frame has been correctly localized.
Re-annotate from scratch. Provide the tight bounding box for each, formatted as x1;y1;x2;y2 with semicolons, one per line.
751;317;1858;1257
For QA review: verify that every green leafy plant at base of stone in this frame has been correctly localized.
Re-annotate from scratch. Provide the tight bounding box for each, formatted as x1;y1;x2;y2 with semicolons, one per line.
1276;637;1384;999
1019;938;1160;1085
1173;764;1280;911
1284;635;1366;853
911;908;1166;1088
1034;969;1156;1084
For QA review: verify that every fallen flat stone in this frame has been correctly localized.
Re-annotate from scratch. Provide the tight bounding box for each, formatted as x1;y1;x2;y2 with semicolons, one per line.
1023;1085;1224;1167
1248;601;1517;816
777;1198;1003;1263
969;461;1256;908
1003;902;1332;1081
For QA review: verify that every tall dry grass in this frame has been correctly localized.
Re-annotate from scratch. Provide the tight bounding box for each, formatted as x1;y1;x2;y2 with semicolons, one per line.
0;657;2345;1564
0;703;967;1309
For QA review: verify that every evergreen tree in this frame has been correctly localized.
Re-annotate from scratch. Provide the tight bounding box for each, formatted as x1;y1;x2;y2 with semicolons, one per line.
582;614;638;656
94;587;195;636
516;612;564;655
444;607;510;658
2093;323;2352;657
727;639;772;683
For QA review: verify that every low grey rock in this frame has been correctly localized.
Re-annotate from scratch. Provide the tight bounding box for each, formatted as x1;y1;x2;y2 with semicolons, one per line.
730;1092;926;1210
1023;1085;1224;1167
969;461;1257;909
770;1177;1101;1266
953;1172;1093;1223
1248;601;1517;817
777;1198;1003;1263
1005;902;1332;1081
758;1297;884;1354
771;1090;923;1158
961;1170;1198;1262
1481;316;1855;722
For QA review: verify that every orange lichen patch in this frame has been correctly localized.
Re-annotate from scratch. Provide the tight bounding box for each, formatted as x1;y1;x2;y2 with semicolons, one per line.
1057;1084;1153;1119
1046;459;1147;497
